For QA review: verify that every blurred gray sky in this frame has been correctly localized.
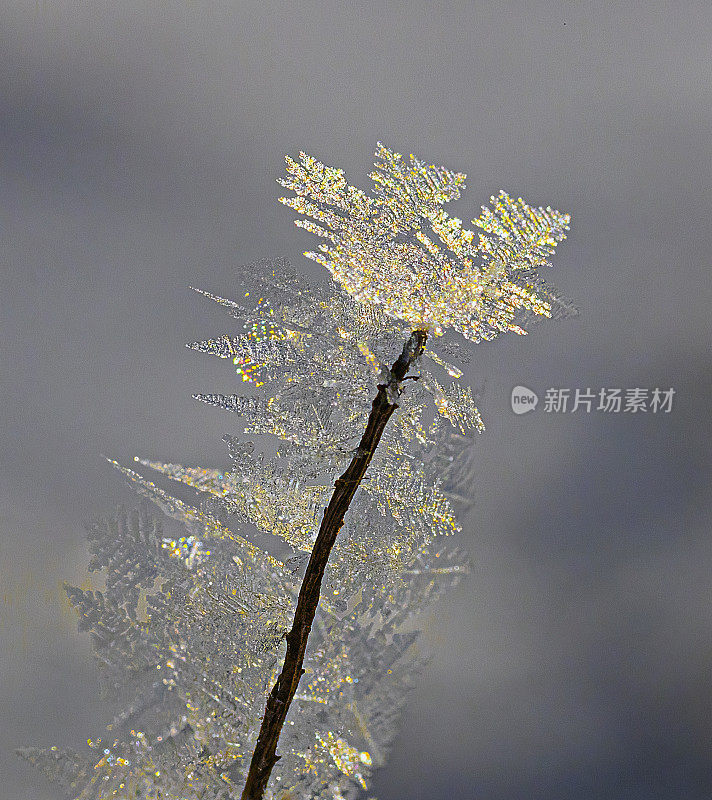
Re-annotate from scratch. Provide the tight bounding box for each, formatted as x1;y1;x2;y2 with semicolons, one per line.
1;1;711;798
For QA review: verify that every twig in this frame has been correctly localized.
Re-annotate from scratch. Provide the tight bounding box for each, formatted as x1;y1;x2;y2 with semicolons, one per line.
240;329;428;800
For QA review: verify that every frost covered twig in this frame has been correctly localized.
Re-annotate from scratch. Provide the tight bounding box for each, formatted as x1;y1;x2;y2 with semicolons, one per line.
241;330;427;800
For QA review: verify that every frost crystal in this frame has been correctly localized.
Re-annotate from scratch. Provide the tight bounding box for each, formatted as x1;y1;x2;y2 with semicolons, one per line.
22;144;570;800
279;143;570;341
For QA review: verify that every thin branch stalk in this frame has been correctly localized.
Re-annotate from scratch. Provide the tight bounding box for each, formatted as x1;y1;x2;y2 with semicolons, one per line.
240;329;428;800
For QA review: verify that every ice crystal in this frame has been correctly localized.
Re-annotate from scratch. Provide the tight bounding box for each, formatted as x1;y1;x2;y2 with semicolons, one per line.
22;144;569;799
20;503;466;800
279;143;570;342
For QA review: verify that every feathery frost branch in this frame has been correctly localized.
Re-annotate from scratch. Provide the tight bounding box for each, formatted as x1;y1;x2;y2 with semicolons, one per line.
22;143;569;800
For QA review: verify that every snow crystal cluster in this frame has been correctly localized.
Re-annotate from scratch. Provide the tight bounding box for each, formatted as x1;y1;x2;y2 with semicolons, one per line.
21;144;570;800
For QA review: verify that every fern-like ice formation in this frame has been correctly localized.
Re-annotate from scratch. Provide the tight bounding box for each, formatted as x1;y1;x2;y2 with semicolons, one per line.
278;143;570;341
21;502;464;800
21;144;569;800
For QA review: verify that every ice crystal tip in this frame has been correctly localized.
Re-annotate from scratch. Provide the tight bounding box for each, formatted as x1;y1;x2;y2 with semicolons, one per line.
278;143;569;343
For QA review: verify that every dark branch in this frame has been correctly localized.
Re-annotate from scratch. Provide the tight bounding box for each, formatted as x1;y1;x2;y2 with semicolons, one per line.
240;329;428;800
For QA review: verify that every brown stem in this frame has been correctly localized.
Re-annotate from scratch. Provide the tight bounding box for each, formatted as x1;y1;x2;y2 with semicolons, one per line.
240;329;428;800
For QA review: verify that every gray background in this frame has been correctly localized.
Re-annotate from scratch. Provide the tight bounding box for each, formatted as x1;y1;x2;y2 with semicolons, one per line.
2;1;711;798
